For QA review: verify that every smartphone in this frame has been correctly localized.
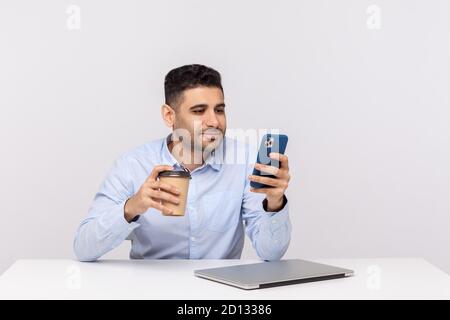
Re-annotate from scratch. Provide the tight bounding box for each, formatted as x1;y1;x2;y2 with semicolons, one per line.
250;134;289;189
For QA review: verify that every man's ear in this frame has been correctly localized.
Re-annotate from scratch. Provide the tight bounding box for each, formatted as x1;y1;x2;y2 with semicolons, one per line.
161;104;176;128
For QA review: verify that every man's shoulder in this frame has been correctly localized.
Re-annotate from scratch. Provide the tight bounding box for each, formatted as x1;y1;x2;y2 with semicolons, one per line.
117;137;165;163
224;136;252;151
223;136;257;164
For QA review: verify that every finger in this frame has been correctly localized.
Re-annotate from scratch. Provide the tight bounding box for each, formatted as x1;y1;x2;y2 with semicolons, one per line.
269;153;289;170
149;189;180;205
151;200;173;215
147;165;174;182
248;175;286;188
149;180;181;195
250;187;277;195
255;163;280;177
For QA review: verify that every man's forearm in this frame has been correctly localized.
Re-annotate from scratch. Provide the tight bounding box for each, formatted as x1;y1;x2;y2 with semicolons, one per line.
74;203;139;261
251;199;291;261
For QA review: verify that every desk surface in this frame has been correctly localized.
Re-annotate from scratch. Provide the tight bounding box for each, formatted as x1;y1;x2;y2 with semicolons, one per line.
0;258;449;299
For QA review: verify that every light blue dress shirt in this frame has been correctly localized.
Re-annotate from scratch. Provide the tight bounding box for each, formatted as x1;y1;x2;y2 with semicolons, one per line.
73;135;291;262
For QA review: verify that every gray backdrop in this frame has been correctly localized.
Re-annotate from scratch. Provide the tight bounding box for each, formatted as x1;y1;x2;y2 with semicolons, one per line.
1;0;449;275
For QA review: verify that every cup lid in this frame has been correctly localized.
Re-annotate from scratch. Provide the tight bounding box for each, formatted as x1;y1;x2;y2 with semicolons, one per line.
158;169;191;178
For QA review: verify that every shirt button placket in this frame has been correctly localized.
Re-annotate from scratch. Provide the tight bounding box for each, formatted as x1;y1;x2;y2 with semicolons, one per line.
188;175;196;259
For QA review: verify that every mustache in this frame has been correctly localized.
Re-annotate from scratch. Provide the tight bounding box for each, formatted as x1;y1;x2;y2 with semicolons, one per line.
201;129;223;135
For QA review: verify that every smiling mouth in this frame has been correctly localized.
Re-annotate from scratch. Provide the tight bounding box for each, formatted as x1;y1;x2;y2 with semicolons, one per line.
201;132;222;141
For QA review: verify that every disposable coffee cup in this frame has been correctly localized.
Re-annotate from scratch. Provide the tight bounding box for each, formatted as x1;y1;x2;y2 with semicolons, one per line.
157;169;191;216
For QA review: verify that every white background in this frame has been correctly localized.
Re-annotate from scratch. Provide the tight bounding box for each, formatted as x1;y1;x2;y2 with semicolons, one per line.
1;0;449;275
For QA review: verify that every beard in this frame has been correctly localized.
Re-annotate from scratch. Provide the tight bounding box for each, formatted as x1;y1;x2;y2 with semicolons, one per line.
198;128;224;150
171;122;225;163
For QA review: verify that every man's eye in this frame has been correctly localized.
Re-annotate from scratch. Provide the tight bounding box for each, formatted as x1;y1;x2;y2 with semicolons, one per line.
216;109;225;113
192;110;204;114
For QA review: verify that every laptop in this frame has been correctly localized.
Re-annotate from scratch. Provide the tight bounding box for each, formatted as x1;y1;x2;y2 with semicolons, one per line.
194;259;354;290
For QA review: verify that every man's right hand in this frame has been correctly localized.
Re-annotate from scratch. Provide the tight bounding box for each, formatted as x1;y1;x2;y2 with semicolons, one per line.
124;165;181;222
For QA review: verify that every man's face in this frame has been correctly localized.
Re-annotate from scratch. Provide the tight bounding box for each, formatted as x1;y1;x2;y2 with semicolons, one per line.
172;86;226;152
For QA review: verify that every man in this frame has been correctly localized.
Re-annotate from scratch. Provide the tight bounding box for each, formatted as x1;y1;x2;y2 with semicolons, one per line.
74;64;291;261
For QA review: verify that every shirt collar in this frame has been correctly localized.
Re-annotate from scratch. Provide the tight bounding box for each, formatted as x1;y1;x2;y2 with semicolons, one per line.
161;134;224;172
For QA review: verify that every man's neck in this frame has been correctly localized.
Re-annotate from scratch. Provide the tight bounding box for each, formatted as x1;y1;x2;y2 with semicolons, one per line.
168;140;205;172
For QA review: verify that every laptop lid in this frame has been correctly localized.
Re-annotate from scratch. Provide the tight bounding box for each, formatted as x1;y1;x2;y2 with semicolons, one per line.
194;259;354;290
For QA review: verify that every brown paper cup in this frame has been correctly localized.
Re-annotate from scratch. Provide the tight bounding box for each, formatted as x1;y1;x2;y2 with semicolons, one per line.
157;170;191;216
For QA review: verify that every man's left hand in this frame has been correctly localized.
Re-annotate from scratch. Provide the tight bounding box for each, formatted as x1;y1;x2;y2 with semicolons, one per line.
249;152;290;212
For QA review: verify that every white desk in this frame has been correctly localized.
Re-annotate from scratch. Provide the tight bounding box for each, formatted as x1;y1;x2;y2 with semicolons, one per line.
0;258;449;299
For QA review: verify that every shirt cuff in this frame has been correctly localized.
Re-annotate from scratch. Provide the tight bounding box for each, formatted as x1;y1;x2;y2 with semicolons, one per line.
100;201;141;244
263;195;288;213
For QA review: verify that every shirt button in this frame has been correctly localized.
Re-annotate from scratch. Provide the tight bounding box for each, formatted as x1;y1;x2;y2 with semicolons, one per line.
191;236;196;242
272;219;277;224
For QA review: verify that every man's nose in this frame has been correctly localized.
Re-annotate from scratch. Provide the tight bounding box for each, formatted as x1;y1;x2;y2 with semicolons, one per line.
205;109;219;128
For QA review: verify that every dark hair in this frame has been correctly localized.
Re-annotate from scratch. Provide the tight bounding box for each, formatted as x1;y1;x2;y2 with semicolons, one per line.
164;64;223;109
